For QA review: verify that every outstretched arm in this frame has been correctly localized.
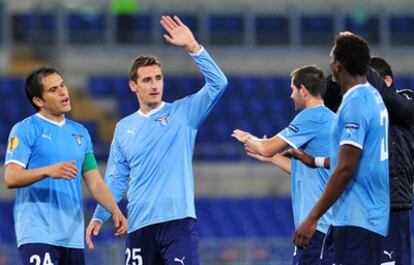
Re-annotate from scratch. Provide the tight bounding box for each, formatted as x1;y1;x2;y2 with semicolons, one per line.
232;129;289;157
282;148;331;169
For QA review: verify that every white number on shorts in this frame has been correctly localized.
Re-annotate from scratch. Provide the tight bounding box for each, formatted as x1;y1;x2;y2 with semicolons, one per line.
125;248;143;265
29;253;54;265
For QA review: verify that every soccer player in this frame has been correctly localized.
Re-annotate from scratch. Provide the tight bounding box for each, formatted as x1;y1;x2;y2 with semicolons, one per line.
232;65;334;265
4;67;127;265
292;57;414;265
85;15;227;265
292;32;390;265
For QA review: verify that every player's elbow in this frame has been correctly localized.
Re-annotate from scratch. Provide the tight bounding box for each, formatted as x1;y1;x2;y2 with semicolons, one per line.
4;173;17;189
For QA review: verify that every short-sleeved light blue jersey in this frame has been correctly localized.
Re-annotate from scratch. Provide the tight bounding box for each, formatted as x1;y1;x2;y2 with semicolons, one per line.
277;105;335;234
4;113;94;248
330;83;390;236
93;48;227;233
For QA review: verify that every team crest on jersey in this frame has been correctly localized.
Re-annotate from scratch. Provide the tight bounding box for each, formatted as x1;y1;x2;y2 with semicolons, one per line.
155;114;169;126
8;136;19;151
72;134;83;145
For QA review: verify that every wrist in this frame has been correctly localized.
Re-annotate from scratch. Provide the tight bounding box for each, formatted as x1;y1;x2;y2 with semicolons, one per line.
314;157;326;168
185;41;201;54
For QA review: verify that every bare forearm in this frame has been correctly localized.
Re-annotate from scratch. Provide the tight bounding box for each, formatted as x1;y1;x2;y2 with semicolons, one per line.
5;166;49;188
271;155;291;174
88;180;119;214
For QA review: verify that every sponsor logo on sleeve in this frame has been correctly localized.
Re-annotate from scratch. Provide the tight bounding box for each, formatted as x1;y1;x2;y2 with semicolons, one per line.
8;136;19;151
288;124;299;133
344;122;360;129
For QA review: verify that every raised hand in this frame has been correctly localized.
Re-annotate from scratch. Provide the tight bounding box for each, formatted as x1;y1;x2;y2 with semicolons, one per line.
46;161;78;180
231;129;253;143
160;15;200;53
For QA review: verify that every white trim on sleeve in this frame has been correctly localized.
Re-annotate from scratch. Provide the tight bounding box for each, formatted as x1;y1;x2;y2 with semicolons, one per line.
5;159;26;168
276;134;298;149
340;140;363;150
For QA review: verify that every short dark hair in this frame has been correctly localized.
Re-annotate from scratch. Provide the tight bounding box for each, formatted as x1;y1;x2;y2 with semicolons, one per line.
291;65;326;97
333;33;370;76
24;66;61;111
370;56;393;79
129;55;162;81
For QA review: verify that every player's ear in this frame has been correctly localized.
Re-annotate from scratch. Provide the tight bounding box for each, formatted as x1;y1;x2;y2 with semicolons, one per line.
384;75;393;88
299;85;308;97
32;96;44;108
129;80;138;93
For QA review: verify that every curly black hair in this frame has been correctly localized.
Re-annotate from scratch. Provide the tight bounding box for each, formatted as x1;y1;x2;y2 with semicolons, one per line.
333;33;370;77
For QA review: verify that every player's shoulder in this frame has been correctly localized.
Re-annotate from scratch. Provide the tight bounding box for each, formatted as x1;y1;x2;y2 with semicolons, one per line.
12;114;37;131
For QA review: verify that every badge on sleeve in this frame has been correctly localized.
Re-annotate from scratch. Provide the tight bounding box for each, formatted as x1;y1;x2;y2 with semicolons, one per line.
8;136;19;151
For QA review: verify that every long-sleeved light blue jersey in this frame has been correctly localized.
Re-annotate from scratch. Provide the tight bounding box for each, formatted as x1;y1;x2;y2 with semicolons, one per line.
5;114;93;248
93;48;228;233
330;83;389;236
277;105;335;234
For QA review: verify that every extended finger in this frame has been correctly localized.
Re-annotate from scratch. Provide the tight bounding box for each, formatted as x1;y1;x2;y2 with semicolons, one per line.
173;16;184;26
160;17;174;33
165;15;178;28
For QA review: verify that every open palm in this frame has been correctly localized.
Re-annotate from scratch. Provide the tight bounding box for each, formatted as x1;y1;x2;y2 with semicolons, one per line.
160;15;197;49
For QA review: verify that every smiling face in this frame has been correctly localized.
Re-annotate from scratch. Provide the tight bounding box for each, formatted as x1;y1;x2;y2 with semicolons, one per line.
129;64;164;113
34;73;71;119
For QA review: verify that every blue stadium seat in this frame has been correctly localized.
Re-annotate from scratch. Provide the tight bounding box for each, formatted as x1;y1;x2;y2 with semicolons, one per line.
88;76;114;97
208;14;244;45
300;15;334;45
115;13;152;44
12;13;56;43
255;15;289;45
390;15;414;45
82;120;99;143
344;15;379;44
68;12;106;43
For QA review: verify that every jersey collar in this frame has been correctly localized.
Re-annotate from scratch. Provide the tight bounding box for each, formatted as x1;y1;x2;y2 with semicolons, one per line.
343;82;369;100
137;102;165;118
35;113;66;127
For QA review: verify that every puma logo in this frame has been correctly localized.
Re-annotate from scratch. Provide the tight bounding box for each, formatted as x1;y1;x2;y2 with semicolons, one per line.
126;130;135;136
41;134;52;141
174;256;185;265
383;250;393;259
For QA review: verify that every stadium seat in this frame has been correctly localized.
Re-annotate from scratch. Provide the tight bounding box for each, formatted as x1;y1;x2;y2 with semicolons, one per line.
300;15;334;45
68;12;106;43
88;76;114;97
208;14;244;45
11;13;56;44
255;15;290;45
390;15;414;45
115;13;152;44
344;15;379;44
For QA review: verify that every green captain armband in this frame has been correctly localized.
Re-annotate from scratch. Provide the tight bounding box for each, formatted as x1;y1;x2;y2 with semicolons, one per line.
83;153;98;173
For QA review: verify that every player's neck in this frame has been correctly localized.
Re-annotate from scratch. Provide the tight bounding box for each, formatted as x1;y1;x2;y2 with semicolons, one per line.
37;110;65;123
341;75;367;94
139;102;162;114
306;98;324;108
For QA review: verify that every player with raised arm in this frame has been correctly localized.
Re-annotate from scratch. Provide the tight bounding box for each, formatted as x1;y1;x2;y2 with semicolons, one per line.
292;32;389;265
232;65;334;265
4;67;127;265
85;15;227;265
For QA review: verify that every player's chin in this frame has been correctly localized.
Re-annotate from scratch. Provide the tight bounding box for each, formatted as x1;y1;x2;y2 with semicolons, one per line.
61;105;72;113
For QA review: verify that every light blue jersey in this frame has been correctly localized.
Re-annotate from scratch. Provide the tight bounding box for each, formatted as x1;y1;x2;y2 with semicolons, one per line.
5;113;93;248
331;83;389;236
278;105;335;234
93;48;227;233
